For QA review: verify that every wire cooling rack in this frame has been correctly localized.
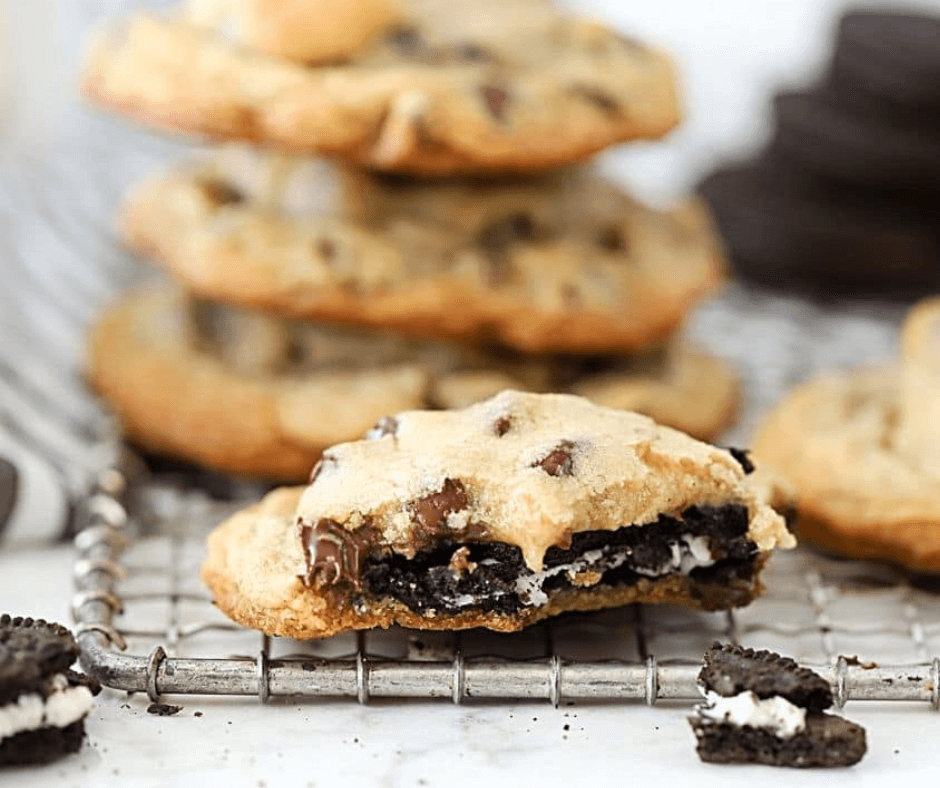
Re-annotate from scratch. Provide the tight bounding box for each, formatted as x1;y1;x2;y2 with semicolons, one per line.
69;441;940;708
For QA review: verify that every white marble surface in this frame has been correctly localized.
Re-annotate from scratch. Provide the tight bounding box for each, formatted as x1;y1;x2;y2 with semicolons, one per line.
3;0;940;785
3;544;940;787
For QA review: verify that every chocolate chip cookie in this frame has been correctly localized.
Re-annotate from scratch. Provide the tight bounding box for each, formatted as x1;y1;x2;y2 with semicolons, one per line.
81;0;680;174
753;298;940;572
88;286;740;480
121;157;724;354
201;390;794;638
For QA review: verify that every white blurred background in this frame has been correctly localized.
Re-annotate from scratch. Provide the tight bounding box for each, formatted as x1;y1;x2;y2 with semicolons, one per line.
2;0;940;203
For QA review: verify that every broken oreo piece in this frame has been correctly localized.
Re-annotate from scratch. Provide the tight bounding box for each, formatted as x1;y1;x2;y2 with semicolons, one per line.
689;643;867;768
0;615;100;766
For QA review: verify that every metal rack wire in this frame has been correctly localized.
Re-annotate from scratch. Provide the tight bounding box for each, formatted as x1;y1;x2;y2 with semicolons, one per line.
70;454;940;708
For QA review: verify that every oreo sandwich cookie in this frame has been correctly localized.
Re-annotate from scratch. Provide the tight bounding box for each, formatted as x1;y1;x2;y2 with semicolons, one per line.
0;615;100;766
689;642;867;768
771;88;940;194
698;160;940;296
831;10;940;112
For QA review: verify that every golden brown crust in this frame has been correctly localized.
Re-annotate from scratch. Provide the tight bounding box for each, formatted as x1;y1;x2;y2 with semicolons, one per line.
753;365;940;572
87;288;429;480
81;12;680;175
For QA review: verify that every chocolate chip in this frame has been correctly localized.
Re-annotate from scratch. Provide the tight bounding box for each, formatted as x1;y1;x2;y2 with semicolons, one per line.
315;237;336;261
597;226;628;253
569;84;621;116
386;25;442;63
411;478;469;535
478;213;540;250
494;416;512;437
300;518;377;589
201;178;244;206
535;441;575;476
727;448;755;475
454;42;495;63
480;85;509;120
561;283;581;308
367;416;398;440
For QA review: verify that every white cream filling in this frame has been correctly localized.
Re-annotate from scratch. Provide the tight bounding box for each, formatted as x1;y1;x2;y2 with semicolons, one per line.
515;534;716;607
0;674;94;741
697;690;807;739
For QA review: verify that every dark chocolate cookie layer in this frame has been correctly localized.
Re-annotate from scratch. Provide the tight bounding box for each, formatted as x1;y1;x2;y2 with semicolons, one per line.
691;712;867;768
699;642;832;711
0;721;86;767
360;505;758;616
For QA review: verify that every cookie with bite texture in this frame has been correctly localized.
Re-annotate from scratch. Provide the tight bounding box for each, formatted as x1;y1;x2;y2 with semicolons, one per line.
120;156;724;355
88;286;740;481
201;391;794;638
690;642;867;767
0;616;100;766
81;0;680;175
753;297;940;571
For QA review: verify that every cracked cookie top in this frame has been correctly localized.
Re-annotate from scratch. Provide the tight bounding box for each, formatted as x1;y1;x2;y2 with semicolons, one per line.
297;390;793;572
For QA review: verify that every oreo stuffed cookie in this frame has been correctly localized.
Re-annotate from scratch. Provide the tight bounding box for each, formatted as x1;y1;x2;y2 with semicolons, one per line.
690;643;866;767
81;0;680;175
0;616;99;766
201;391;794;639
120;156;724;355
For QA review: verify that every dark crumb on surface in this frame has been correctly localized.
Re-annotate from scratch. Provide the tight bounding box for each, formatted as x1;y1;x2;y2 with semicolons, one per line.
563;724;570;731
194;711;203;717
147;703;183;716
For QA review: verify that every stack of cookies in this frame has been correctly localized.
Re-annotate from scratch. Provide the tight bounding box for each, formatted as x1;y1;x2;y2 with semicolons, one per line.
699;8;940;297
82;0;734;482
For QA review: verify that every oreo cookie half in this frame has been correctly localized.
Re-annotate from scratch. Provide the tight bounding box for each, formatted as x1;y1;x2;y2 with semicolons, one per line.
0;615;100;766
689;643;867;768
831;10;940;111
772;89;940;194
698;160;940;296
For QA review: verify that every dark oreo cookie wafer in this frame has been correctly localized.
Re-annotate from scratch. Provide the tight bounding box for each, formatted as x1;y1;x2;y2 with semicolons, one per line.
699;161;940;296
772;89;940;194
689;643;867;768
0;615;99;766
831;10;940;111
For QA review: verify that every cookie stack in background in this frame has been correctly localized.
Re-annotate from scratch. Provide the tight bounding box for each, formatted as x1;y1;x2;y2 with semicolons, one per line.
81;0;736;482
699;8;940;299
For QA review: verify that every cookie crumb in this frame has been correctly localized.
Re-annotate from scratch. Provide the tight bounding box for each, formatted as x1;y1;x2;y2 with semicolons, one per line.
147;703;183;716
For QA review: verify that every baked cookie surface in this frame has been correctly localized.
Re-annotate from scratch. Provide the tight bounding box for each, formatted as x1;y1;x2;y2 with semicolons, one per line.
753;298;940;572
81;0;680;174
89;287;739;480
201;391;794;638
121;161;724;354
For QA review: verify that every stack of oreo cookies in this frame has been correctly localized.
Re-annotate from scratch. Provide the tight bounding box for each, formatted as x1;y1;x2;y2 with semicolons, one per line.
81;0;738;482
700;9;940;298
